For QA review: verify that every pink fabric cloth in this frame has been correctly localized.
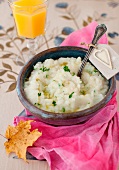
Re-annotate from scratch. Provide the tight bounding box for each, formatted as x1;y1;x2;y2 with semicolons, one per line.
14;22;119;170
61;21;108;48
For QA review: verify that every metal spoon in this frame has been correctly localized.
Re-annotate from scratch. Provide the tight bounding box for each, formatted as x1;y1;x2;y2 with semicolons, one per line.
77;24;107;77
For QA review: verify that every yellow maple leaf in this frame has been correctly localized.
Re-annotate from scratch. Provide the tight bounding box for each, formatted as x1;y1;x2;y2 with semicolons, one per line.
4;120;42;161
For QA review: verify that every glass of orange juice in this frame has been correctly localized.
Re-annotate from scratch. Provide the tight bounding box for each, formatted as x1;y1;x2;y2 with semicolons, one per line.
8;0;48;59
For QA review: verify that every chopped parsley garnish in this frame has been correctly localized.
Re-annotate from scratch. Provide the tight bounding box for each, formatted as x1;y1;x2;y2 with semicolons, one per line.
58;83;61;87
94;90;96;93
46;75;49;78
72;72;75;76
94;69;98;73
52;100;57;106
40;66;50;72
58;83;64;87
69;92;74;98
38;93;41;96
34;103;41;106
62;107;65;112
63;66;70;72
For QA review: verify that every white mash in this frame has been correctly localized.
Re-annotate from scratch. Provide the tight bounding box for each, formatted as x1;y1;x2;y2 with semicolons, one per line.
24;57;108;113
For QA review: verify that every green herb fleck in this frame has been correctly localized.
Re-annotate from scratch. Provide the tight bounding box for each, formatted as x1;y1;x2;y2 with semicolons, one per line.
58;83;61;87
88;102;90;104
69;92;74;98
94;69;98;73
40;66;50;72
46;75;49;78
62;83;64;87
34;103;41;106
63;66;70;72
62;107;65;112
72;72;75;76
94;90;96;93
52;100;57;106
38;93;41;96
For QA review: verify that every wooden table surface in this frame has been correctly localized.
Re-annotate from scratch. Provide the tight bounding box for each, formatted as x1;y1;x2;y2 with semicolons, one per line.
0;0;119;169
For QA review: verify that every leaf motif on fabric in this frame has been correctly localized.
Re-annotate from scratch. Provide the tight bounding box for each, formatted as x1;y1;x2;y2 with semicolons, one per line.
6;41;13;48
0;70;7;76
1;54;12;59
83;20;88;27
6;83;16;92
61;16;72;20
0;33;5;37
17;61;24;66
62;27;74;35
7;74;16;81
0;44;4;51
14;37;25;44
87;16;93;23
2;62;12;70
108;41;114;45
6;27;14;33
22;47;29;53
55;2;68;9
0;78;4;83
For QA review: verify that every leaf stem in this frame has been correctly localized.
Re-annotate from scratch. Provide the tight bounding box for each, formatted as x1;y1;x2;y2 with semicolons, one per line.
0;133;7;140
0;69;18;75
38;33;62;49
0;80;16;84
43;35;49;49
0;50;20;58
66;10;79;30
3;29;25;63
8;70;19;75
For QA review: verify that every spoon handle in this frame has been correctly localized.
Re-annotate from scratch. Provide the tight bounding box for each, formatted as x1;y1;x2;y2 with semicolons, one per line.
92;24;107;45
77;24;107;77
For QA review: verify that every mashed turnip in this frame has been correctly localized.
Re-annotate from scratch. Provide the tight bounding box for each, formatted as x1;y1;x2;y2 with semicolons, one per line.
24;57;108;113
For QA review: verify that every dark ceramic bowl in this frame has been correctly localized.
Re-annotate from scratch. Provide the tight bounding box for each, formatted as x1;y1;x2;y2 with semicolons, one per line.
17;46;116;126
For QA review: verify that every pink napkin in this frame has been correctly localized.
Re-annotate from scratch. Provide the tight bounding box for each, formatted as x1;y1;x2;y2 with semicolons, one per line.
14;22;119;170
61;21;108;48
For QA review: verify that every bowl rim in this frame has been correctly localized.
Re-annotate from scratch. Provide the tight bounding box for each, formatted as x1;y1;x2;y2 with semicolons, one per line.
17;46;116;120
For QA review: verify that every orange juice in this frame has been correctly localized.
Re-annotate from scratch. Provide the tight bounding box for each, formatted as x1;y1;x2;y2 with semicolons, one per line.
12;0;47;38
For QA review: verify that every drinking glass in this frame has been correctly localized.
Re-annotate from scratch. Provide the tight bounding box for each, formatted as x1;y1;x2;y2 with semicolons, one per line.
8;0;48;60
